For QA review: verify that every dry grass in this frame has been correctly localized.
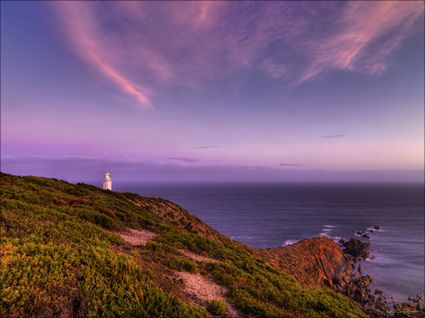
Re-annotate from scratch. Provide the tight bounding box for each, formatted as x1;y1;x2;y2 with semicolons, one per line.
180;250;218;263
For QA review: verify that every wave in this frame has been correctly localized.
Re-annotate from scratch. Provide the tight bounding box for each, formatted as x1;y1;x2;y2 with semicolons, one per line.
283;239;297;246
319;224;335;238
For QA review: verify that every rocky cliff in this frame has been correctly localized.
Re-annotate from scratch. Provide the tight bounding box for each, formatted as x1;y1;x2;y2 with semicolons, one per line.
264;237;349;289
263;224;425;318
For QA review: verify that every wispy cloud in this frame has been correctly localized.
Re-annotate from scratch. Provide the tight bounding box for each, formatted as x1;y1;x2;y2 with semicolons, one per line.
279;163;302;168
192;145;219;149
51;2;424;107
168;157;200;163
297;2;425;83
52;2;151;108
320;134;345;139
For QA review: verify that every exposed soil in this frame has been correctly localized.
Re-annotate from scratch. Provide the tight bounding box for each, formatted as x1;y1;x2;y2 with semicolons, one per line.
176;272;239;317
115;228;157;245
177;272;226;302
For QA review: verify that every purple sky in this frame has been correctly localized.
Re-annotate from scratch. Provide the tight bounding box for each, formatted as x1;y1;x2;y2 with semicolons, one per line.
1;1;424;182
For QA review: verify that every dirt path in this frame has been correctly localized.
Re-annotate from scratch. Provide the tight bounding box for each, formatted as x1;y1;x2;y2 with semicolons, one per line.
177;272;240;317
115;228;157;245
177;272;226;302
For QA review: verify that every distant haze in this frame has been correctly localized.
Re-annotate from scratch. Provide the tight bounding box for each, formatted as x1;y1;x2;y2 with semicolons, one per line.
1;156;423;183
1;2;424;182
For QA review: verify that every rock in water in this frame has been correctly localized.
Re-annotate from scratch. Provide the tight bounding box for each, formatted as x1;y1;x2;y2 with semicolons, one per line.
341;238;371;260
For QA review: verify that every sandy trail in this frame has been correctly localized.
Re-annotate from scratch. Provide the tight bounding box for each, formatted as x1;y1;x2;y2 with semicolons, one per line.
177;272;240;317
177;272;226;302
115;228;157;245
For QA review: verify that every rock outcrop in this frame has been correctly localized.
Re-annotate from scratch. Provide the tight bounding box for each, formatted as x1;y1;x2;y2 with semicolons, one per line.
265;236;424;318
266;237;366;306
266;237;378;311
267;237;386;311
264;237;373;303
264;237;349;289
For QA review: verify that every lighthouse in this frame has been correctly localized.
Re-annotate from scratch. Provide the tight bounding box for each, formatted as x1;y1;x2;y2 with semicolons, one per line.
102;172;112;190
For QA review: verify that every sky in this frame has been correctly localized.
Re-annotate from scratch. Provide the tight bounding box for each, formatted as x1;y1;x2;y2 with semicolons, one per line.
1;1;424;182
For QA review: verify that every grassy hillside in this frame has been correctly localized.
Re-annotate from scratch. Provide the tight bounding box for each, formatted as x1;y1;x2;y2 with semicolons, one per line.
0;173;367;318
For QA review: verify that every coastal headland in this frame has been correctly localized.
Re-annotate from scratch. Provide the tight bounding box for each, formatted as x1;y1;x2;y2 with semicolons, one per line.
0;173;423;317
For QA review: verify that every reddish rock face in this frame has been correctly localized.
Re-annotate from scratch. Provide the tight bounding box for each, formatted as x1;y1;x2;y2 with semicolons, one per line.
263;237;405;317
263;237;349;289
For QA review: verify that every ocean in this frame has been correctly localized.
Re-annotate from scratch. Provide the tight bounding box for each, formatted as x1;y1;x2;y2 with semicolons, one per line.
112;182;424;301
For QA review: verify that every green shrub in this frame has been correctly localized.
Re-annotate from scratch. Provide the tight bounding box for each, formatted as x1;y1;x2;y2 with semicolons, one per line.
167;257;197;273
207;299;228;317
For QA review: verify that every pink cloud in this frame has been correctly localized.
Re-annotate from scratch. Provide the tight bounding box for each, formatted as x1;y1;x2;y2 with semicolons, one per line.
52;2;151;108
261;59;288;79
51;2;424;107
298;1;424;83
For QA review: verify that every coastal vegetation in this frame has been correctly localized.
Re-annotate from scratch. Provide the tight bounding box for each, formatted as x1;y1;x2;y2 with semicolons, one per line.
0;173;367;317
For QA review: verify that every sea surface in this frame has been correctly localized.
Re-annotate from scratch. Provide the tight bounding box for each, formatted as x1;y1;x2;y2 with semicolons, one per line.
113;182;424;301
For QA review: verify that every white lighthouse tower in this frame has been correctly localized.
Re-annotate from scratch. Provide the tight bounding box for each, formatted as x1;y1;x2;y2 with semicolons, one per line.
102;172;112;190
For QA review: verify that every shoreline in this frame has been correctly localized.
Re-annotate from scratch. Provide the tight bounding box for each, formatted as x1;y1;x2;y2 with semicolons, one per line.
329;228;424;317
267;233;425;317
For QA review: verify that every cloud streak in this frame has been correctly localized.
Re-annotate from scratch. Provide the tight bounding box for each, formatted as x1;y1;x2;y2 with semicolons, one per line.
168;157;200;163
192;145;220;149
51;2;424;107
279;163;302;168
297;1;425;83
320;134;345;139
52;2;151;108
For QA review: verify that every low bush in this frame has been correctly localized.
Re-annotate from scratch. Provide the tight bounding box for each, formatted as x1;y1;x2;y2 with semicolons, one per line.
207;299;228;317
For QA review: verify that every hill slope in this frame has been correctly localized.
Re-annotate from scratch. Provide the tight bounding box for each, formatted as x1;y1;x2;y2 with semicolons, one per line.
0;173;366;318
